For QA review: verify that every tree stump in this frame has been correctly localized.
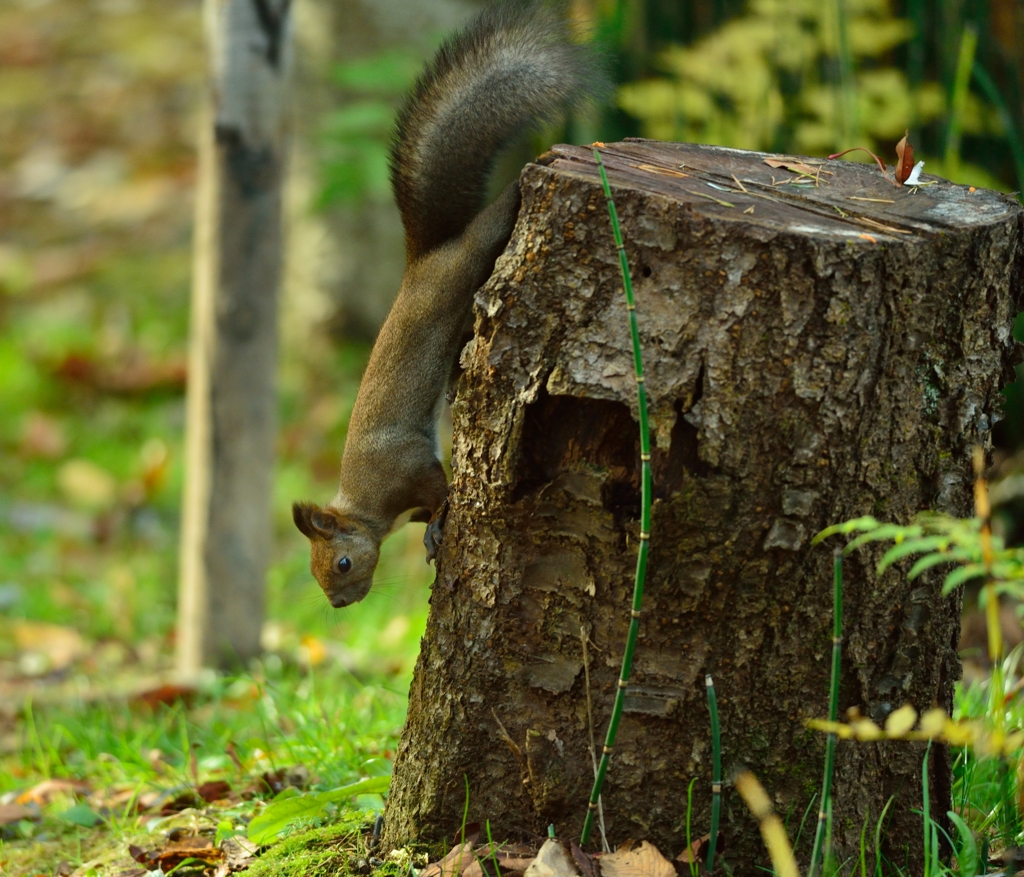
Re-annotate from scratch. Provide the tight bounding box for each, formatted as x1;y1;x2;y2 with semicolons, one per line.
381;140;1023;872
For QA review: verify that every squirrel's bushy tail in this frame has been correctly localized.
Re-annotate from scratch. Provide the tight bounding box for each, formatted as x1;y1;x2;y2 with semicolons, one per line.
390;0;605;262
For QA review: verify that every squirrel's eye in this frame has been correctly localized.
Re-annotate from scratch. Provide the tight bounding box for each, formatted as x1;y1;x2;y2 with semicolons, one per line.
337;556;352;573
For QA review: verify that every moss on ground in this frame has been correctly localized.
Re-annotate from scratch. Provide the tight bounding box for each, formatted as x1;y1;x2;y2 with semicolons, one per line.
245;821;364;877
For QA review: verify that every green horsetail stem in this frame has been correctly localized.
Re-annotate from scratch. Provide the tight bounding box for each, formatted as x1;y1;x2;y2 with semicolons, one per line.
944;24;978;180
580;148;652;846
706;675;722;874
808;550;843;877
686;778;700;877
922;741;933;877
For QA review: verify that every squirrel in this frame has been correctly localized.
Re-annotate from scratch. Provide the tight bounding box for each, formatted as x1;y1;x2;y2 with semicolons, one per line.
292;0;605;608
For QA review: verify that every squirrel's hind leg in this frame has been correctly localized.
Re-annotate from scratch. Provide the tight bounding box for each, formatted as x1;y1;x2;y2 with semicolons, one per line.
423;497;450;564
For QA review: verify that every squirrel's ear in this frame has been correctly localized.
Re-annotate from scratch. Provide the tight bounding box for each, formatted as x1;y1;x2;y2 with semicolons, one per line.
293;502;332;540
293;502;353;539
311;508;346;535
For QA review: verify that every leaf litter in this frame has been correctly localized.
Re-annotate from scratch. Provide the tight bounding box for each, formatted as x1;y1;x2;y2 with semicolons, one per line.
416;835;684;877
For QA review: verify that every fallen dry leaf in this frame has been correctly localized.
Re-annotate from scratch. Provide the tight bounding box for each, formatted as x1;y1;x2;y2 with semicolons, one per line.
28;245;102;291
132;683;197;710
524;839;579;877
421;842;478;877
197;780;233;803
130;832;223;871
152;778;237;815
676;834;711;865
57;459;118;509
463;856;523;877
462;842;539;877
17;778;90;806
571;842;600;877
894;130;915;185
0;802;38;825
222;835;259;870
12;621;87;671
763;158;832;178
51;350;186;396
598;840;674;877
461;860;490;877
496;858;536;875
19;411;67;459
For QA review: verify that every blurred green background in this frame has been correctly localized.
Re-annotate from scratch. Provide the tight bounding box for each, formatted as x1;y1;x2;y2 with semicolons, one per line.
1;0;1022;724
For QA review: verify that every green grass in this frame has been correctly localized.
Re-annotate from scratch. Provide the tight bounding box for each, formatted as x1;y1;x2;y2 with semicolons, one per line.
3;0;1024;873
0;558;427;875
1;669;422;874
0;225;431;873
952;649;1024;854
0;407;430;875
0;2;434;871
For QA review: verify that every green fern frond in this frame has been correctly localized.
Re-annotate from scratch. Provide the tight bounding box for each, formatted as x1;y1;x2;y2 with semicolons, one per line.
812;516;881;544
845;524;924;553
876;536;952;574
907;549;972;581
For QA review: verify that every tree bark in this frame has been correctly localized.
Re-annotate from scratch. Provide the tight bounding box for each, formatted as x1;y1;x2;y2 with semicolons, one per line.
381;141;1023;872
177;0;292;674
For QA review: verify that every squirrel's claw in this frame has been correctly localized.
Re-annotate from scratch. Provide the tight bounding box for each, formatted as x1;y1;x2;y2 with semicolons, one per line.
424;498;450;564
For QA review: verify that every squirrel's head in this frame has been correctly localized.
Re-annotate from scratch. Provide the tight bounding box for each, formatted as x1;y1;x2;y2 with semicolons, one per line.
292;502;380;608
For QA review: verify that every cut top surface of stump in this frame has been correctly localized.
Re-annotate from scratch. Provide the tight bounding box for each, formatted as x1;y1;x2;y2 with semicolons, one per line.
544;139;1020;239
493;138;1022;462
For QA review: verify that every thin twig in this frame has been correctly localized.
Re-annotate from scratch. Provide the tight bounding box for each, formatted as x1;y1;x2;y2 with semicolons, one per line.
491;708;524;763
686;189;735;208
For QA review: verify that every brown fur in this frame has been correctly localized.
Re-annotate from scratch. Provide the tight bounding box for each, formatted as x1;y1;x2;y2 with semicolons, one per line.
293;0;605;607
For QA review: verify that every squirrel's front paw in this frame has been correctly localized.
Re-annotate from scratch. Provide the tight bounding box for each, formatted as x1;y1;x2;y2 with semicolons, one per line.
423;498;450;563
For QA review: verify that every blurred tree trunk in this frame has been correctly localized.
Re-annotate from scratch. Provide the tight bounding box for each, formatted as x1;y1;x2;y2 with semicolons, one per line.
381;141;1023;872
177;0;292;674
